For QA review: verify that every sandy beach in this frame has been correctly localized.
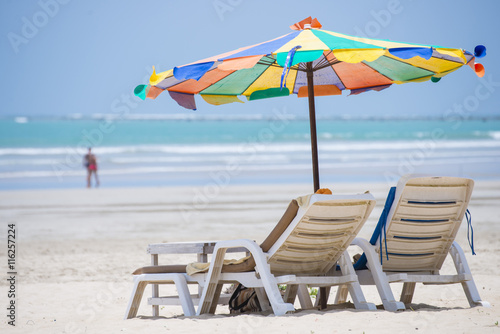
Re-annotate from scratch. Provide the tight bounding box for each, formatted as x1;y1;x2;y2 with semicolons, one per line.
1;180;499;333
2;0;499;333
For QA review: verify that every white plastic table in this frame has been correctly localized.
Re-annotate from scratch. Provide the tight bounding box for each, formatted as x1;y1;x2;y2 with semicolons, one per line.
147;241;249;316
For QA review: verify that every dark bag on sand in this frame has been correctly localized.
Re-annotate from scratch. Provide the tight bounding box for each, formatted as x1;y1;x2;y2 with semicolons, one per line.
228;284;262;313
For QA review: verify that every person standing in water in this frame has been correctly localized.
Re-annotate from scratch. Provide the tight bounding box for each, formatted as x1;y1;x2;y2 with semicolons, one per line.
83;147;99;188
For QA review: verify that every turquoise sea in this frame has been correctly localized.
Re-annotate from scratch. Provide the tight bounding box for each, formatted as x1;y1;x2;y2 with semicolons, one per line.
1;116;499;190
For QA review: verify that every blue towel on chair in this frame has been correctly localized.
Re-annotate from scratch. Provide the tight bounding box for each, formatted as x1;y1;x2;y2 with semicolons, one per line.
353;187;396;270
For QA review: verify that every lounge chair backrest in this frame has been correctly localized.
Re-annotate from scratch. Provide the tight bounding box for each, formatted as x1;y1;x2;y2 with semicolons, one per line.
380;175;474;272
267;193;376;275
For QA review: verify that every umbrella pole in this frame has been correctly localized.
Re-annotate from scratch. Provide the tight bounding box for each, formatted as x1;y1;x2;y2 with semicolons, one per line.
306;62;320;193
307;62;328;310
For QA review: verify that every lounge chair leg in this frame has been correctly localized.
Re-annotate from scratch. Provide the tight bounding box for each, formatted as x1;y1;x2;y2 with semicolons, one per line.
284;284;298;304
240;241;294;315
171;274;196;316
450;242;491;308
400;282;416;305
334;284;348;304
256;270;295;315
208;283;223;314
198;240;294;316
297;285;313;309
197;248;227;315
255;287;272;312
339;251;376;310
125;274;196;319
125;277;148;319
351;239;405;311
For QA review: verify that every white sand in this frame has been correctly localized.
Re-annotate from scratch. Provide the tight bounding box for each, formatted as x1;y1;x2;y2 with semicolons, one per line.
0;181;499;333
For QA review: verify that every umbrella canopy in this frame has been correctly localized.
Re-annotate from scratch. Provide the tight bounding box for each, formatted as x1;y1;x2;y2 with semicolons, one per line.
134;16;486;191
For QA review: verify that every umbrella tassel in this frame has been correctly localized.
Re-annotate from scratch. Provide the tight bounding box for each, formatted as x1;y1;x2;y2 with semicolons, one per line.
280;45;301;90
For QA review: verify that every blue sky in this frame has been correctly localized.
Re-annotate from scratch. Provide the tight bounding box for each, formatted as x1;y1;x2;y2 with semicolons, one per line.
1;0;499;119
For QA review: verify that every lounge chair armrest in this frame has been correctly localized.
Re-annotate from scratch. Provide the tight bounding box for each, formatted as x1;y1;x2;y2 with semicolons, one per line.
350;237;383;271
209;239;271;274
211;239;266;257
351;237;375;252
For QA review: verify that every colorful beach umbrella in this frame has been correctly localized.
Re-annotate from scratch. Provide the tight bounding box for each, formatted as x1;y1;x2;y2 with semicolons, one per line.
134;17;486;192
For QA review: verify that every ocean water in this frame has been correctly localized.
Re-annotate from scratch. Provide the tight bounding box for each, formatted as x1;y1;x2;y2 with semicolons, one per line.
1;116;499;190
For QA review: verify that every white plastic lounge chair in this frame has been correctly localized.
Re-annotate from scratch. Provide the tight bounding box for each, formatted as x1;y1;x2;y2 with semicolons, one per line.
337;175;490;311
125;193;377;318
